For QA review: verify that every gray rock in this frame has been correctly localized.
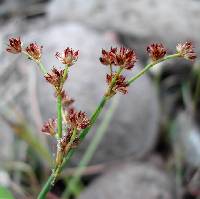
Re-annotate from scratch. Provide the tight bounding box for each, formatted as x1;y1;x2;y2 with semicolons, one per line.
17;22;159;166
47;0;200;57
79;162;175;199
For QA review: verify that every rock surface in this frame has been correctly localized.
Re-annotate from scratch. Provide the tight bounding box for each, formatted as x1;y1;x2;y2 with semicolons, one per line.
47;0;200;57
79;162;175;199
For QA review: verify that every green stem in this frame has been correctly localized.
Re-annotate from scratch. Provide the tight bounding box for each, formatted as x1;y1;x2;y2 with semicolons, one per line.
57;95;62;139
37;61;48;74
109;64;113;75
37;173;55;199
37;53;181;198
63;65;69;82
62;95;120;198
128;53;180;85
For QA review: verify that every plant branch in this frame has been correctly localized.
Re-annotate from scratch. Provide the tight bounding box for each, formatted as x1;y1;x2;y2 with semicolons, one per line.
37;53;181;198
128;53;180;85
62;95;120;198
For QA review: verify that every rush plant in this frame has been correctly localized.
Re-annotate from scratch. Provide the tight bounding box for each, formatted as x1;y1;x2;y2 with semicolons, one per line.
6;37;196;198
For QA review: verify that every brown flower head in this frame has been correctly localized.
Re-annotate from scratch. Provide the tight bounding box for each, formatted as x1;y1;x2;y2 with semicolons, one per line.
176;41;197;61
106;73;128;95
99;47;117;65
44;67;66;90
114;47;137;69
61;90;74;108
6;37;22;54
55;47;79;66
147;43;167;61
100;47;137;69
66;108;90;131
41;118;57;136
26;43;42;61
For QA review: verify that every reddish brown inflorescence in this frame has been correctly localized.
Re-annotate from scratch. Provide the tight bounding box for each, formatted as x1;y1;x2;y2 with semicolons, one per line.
114;47;137;70
176;41;197;61
66;108;90;131
6;37;22;54
147;43;167;61
41;118;57;136
100;47;137;69
106;73;128;95
44;67;66;91
55;47;79;66
100;47;117;65
26;43;43;61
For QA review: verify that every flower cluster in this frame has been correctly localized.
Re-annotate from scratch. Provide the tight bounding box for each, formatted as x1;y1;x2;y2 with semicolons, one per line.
66;108;90;131
6;37;22;54
26;43;43;61
147;43;167;61
106;73;128;95
176;41;196;61
55;92;89;164
100;47;137;70
41;118;57;136
55;47;79;66
44;67;66;94
100;46;136;97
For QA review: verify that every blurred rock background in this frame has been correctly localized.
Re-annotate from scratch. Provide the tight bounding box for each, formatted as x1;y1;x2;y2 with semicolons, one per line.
0;0;200;198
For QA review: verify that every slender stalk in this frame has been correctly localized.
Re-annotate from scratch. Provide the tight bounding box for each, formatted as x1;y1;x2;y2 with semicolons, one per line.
37;174;55;199
37;53;181;198
62;95;120;198
37;61;48;75
57;95;62;138
109;64;113;75
63;64;69;82
128;53;180;85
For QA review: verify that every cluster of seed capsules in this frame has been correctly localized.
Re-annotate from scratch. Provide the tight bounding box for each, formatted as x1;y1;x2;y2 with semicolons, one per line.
6;37;197;161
